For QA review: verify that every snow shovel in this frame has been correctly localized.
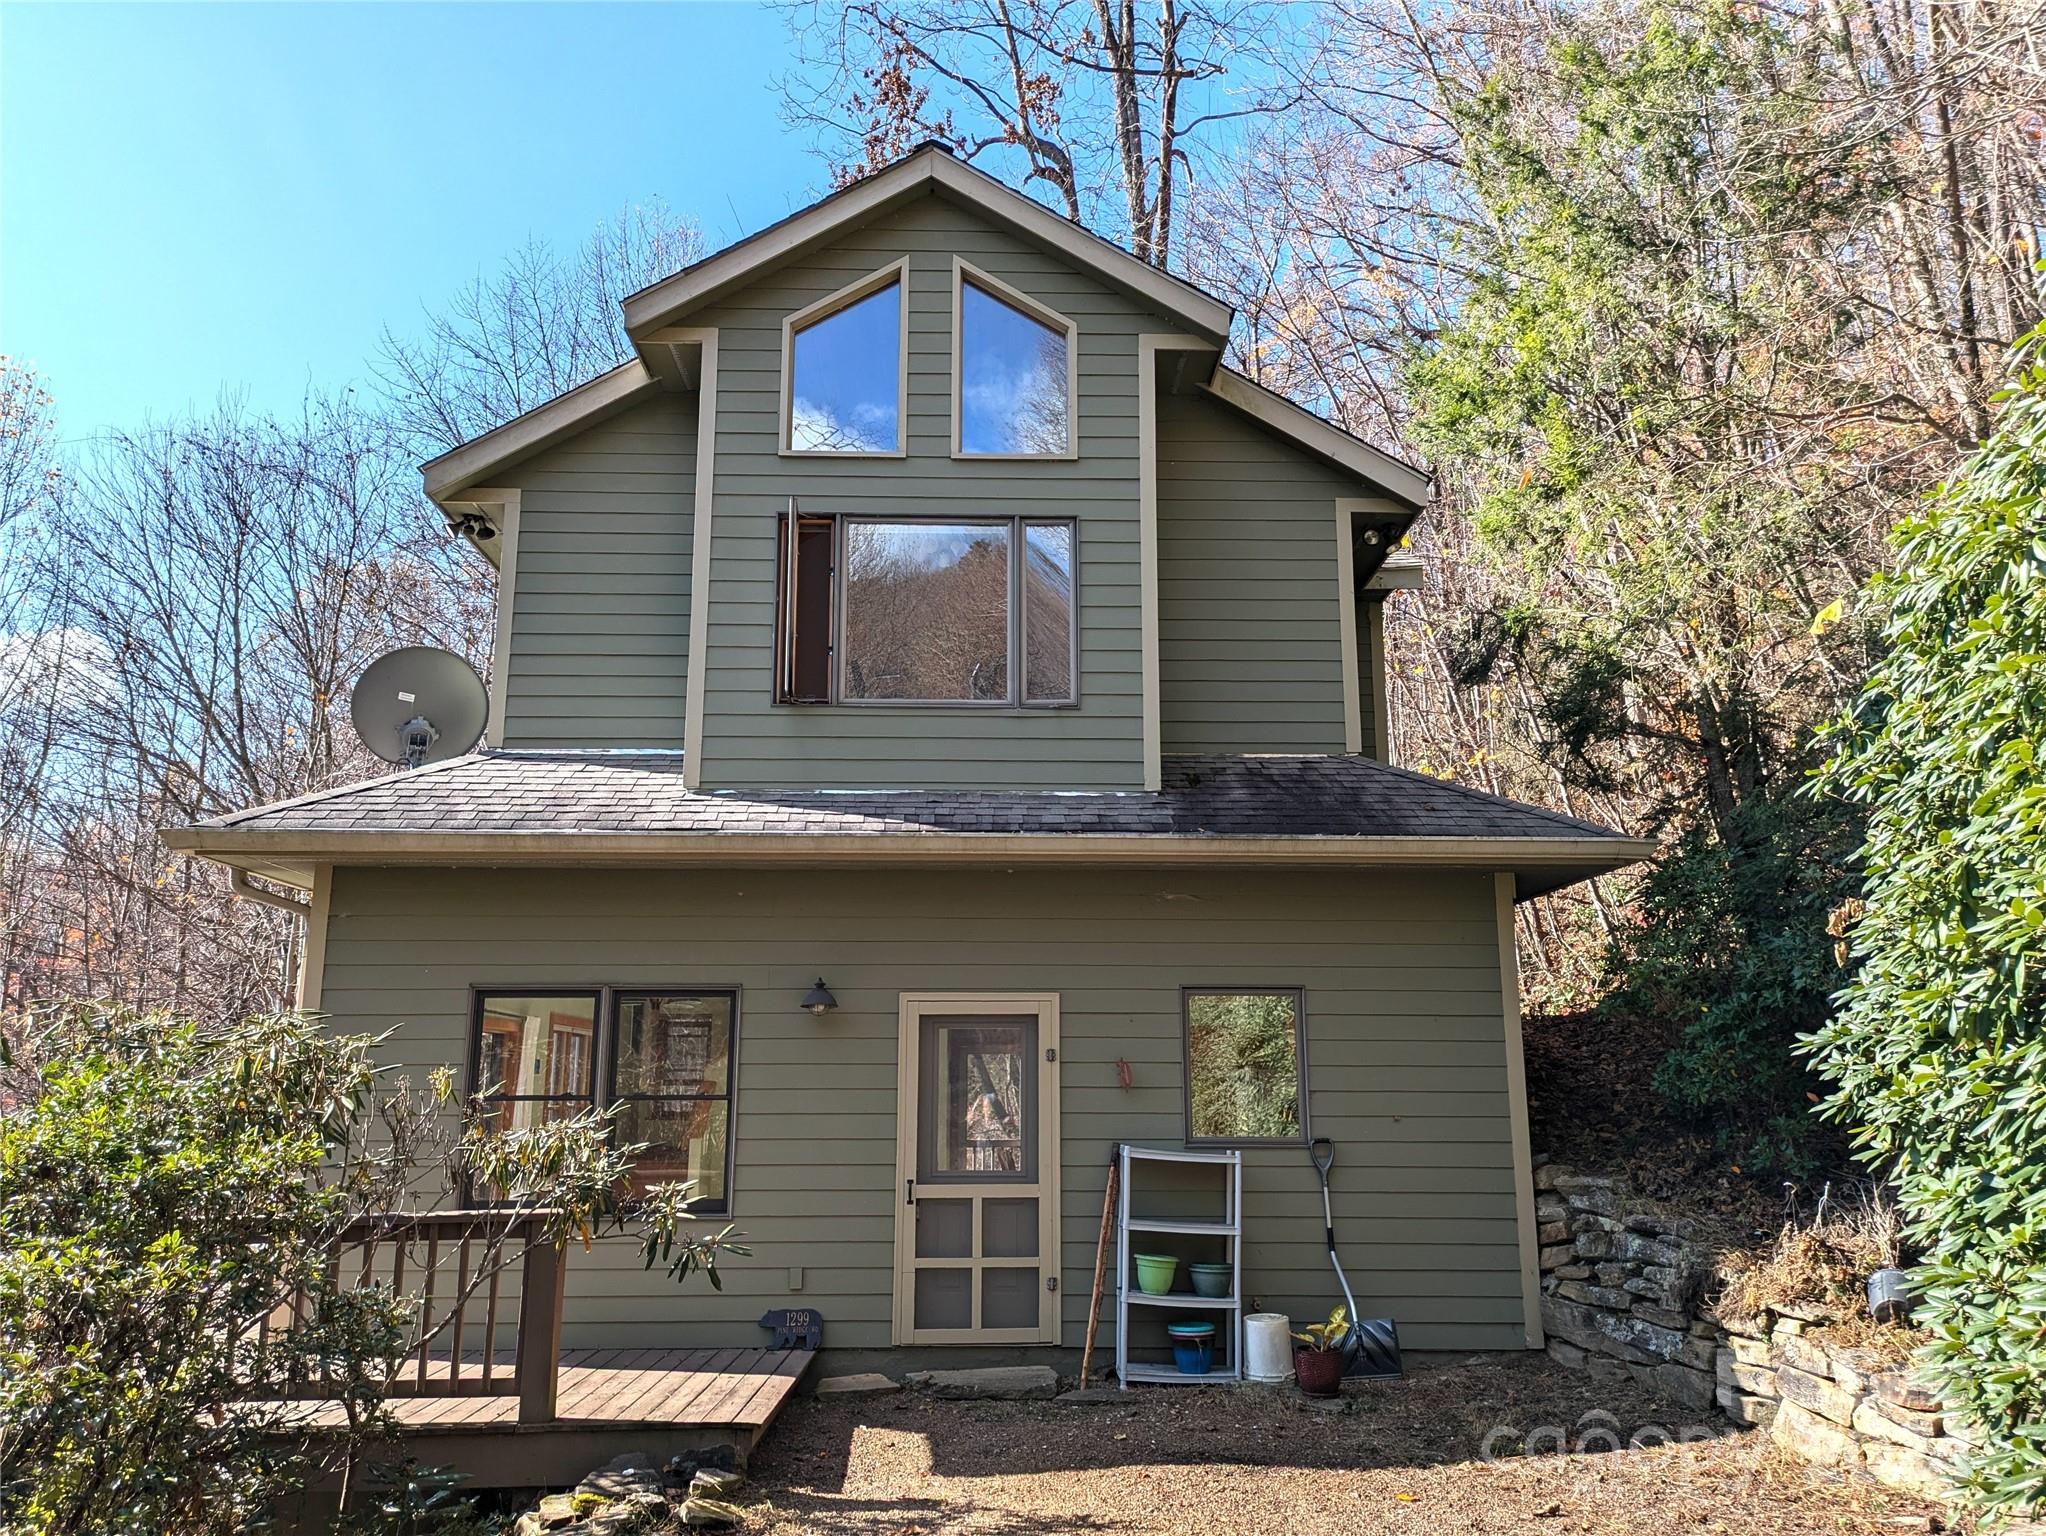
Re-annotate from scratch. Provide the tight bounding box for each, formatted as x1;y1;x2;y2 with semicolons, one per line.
1309;1136;1403;1379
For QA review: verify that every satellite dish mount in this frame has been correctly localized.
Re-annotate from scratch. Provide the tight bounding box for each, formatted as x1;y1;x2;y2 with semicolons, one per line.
349;647;489;771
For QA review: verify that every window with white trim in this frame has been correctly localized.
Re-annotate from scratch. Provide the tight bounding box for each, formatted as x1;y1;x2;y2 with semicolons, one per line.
955;267;1075;457
785;267;904;454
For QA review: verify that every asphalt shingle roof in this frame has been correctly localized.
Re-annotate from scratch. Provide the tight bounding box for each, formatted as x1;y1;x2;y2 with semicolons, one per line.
194;751;1631;844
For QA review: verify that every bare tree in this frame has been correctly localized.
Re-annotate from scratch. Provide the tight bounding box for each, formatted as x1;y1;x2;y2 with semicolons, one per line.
1;395;486;1014
779;0;1301;266
374;201;703;454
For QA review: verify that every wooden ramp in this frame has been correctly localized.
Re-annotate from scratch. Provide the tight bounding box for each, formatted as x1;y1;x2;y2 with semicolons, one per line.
273;1347;815;1490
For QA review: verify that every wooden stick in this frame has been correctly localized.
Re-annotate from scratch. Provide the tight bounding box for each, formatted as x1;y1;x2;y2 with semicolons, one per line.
1079;1146;1120;1388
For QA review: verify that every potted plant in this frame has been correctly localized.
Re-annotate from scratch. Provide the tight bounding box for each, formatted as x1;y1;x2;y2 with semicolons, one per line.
1292;1306;1349;1397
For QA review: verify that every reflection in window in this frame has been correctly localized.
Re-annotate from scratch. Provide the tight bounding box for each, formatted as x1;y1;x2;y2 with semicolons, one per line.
842;521;1012;701
473;992;598;1137
614;993;736;1207
1184;990;1306;1143
789;278;901;453
959;279;1071;455
929;1018;1030;1177
1023;522;1074;703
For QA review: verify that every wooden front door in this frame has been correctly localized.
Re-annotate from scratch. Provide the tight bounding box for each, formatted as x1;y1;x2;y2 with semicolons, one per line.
893;993;1061;1345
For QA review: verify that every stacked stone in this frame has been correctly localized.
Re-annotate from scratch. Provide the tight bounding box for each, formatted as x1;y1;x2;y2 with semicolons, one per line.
1531;1158;1968;1504
1715;1306;1971;1500
1532;1164;1716;1411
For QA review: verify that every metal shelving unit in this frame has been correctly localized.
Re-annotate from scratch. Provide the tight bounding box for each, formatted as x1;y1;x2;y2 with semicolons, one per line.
1115;1144;1243;1387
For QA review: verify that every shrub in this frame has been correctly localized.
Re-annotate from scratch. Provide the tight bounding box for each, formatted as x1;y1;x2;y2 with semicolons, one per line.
0;1003;741;1533
1600;789;1858;1176
1808;312;2046;1514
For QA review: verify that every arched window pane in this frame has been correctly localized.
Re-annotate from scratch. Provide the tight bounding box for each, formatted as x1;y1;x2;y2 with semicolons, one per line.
960;280;1069;455
790;279;901;452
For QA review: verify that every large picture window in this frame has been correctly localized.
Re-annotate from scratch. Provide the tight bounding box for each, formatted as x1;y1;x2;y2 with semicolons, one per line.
775;514;1076;708
470;988;738;1211
1182;988;1308;1145
783;263;906;455
953;263;1076;458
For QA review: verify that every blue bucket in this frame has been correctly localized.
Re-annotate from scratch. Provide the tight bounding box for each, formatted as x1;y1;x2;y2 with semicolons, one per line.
1168;1320;1216;1375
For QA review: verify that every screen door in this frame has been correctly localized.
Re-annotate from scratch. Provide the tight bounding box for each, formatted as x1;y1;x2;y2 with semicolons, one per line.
894;994;1061;1344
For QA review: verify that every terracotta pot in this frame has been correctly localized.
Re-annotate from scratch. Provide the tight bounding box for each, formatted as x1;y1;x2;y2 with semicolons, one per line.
1294;1346;1344;1398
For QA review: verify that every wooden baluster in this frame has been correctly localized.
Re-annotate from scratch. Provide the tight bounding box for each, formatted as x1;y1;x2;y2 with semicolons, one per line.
418;1228;439;1391
515;1229;566;1424
450;1233;471;1390
481;1253;502;1391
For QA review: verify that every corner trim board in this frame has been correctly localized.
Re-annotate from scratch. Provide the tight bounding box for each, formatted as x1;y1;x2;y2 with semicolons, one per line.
1496;871;1544;1349
468;488;523;746
677;329;719;787
1334;499;1366;757
1138;333;1213;792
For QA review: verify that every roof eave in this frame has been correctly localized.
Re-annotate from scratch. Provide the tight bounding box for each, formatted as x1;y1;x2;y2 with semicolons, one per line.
1202;369;1432;510
420;360;663;504
165;824;1652;879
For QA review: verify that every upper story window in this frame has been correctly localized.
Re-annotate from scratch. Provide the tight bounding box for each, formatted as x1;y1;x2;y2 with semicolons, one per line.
783;261;906;455
954;261;1076;458
776;513;1076;708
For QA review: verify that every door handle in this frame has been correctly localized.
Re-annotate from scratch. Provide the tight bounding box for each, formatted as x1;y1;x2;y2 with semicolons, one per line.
905;1179;915;1206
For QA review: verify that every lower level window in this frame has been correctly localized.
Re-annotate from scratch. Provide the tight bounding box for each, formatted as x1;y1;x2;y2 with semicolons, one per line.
471;988;737;1211
1182;988;1307;1144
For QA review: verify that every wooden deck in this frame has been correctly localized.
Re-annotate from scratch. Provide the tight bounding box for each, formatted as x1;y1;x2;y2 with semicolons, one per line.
269;1347;816;1489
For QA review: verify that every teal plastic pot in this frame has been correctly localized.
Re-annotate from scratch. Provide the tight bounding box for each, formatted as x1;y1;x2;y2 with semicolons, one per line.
1168;1320;1216;1375
1134;1253;1179;1295
1189;1263;1233;1298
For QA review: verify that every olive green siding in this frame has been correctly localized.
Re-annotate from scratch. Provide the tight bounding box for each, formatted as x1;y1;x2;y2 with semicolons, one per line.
494;393;697;749
321;864;1530;1354
690;191;1162;789
1157;390;1363;758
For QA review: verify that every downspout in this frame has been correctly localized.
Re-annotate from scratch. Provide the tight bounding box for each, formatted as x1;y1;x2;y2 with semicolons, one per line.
231;866;310;918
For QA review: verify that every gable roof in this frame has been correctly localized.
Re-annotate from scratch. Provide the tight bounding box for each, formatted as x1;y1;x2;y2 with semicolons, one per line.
164;750;1648;900
621;143;1233;344
419;143;1433;513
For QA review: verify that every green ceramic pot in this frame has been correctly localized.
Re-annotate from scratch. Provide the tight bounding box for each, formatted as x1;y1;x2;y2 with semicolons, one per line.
1134;1253;1179;1295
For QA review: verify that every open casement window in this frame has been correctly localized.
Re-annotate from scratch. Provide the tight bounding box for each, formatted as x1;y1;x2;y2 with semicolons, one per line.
469;987;738;1213
953;261;1077;458
1182;988;1309;1145
775;510;835;703
774;513;1076;707
782;261;907;455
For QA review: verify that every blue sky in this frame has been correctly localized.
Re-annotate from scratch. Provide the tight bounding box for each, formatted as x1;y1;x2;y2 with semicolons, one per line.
0;2;827;439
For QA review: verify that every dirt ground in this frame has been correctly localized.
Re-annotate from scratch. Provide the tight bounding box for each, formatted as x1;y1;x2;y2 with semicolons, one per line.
733;1353;1944;1535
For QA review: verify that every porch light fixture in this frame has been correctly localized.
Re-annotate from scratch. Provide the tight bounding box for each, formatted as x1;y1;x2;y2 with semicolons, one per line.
801;979;838;1016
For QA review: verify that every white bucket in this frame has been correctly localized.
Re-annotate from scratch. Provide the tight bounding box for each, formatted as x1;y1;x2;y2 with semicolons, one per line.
1245;1312;1293;1383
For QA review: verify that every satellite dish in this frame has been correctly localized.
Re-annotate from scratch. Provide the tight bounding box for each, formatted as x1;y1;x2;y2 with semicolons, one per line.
350;647;489;769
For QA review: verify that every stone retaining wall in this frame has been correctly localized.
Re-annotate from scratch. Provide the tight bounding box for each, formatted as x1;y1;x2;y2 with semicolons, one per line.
1533;1161;1968;1500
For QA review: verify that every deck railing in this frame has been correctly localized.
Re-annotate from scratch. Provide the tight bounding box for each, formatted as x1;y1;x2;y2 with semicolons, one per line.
248;1208;567;1424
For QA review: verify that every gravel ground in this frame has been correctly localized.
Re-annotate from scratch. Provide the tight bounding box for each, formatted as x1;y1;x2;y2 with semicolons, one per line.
734;1353;1944;1535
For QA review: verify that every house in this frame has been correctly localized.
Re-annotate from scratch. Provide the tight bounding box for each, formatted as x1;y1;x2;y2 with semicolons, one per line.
166;144;1648;1368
